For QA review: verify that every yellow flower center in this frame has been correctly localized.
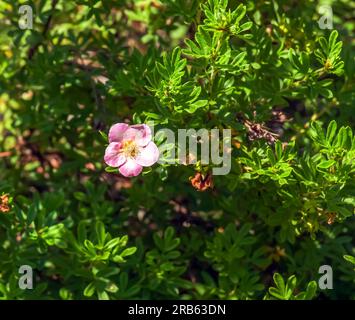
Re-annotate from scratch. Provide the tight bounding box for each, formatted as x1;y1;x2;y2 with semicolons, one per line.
121;140;139;158
324;58;332;70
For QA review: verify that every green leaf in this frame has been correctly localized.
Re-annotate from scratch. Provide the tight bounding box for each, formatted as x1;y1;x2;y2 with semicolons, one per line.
78;221;87;244
269;287;285;300
328;30;338;52
335;127;349;148
83;282;96;297
273;273;285;291
164;226;175;241
238;22;252;33
74;192;86;201
303;281;317;300
105;167;118;173
120;247;137;257
113;255;125;263
97;290;110;300
27;204;37;225
344;255;355;265
317;159;336;169
95;221;106;247
310;122;326;145
99;130;108;142
286;275;297;292
233;4;246;24
326;120;337;144
120;272;128;291
275;141;283;159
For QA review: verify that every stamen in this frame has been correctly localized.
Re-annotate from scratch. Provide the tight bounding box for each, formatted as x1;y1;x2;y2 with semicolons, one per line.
121;140;139;158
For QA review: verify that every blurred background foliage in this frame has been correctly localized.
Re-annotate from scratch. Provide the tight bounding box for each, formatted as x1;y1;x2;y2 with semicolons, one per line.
0;0;354;299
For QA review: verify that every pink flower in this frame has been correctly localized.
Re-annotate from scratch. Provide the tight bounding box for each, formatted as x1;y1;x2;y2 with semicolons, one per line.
104;123;159;177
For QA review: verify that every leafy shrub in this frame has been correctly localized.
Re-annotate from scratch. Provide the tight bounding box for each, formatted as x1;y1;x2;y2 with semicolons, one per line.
0;0;354;300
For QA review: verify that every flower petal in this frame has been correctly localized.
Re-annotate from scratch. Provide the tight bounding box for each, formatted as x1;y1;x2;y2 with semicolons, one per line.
135;141;160;167
118;158;143;177
104;142;126;167
125;124;152;146
108;123;129;143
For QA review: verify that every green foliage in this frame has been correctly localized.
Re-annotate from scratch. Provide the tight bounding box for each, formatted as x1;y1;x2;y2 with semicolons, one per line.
344;255;355;270
0;0;354;300
266;273;317;300
315;30;344;76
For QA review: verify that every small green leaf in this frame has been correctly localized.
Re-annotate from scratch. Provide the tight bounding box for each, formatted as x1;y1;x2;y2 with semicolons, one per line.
238;22;252;33
164;226;175;241
99;130;108;142
317;159;336;169
273;273;285;291
326;120;337;144
95;221;106;247
269;287;285;300
303;281;317;300
74;192;86;201
344;255;355;265
105;167;118;173
83;282;96;297
97;290;109;300
121;247;137;257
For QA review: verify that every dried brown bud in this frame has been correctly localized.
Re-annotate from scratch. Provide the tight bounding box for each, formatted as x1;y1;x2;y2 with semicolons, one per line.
0;194;10;213
244;120;278;145
326;212;337;225
190;172;213;191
